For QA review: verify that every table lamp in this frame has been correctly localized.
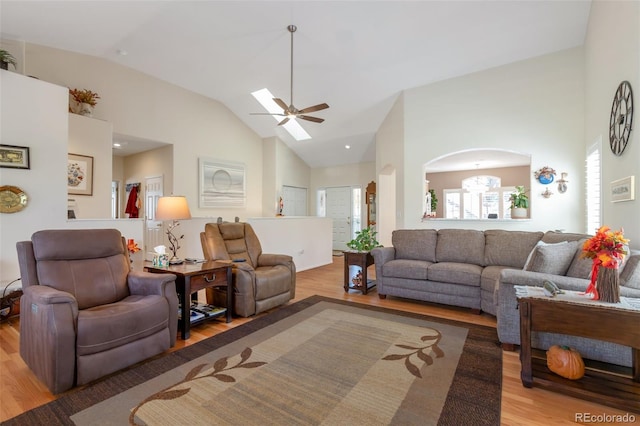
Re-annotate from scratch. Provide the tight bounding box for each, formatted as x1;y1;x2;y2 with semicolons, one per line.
155;195;192;264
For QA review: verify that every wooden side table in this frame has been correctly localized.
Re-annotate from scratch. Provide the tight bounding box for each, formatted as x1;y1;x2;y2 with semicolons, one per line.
518;296;640;413
146;261;232;340
343;251;375;294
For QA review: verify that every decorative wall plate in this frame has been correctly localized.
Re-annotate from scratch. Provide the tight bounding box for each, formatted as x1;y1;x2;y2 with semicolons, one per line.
534;166;556;185
0;185;28;213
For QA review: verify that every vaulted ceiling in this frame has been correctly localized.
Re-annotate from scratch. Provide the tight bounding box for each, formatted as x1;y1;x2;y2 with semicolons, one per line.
1;1;592;168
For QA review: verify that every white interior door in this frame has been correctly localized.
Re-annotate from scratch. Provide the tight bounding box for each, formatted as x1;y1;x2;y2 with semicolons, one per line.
326;186;352;251
145;176;164;258
282;185;307;216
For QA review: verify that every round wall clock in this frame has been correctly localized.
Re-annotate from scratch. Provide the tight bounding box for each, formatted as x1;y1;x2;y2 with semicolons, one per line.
0;185;28;213
609;80;634;156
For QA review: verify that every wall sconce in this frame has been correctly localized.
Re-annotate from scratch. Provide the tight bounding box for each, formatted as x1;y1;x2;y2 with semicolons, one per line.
155;195;192;264
557;172;568;194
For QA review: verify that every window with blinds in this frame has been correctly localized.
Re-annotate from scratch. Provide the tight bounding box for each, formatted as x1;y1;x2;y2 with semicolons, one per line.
585;141;601;234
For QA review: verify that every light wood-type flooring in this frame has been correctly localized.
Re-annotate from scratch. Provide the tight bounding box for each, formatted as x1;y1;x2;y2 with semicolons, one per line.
1;256;636;424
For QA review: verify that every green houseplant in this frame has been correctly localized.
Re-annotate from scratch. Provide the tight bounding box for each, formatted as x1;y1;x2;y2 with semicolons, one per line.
0;49;17;70
429;189;438;214
509;185;529;219
346;227;381;252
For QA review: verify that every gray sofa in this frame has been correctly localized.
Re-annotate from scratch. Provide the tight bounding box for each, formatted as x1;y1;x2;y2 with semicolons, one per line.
371;228;640;367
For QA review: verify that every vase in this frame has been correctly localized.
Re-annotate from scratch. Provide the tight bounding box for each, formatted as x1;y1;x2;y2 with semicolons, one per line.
597;266;620;303
510;207;527;219
78;102;93;117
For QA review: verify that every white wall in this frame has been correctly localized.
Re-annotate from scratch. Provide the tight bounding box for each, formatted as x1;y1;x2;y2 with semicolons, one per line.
585;1;640;248
248;217;333;272
375;94;404;244
262;136;311;216
0;71;144;280
402;48;585;233
68;114;113;218
0;71;68;280
22;43;265;220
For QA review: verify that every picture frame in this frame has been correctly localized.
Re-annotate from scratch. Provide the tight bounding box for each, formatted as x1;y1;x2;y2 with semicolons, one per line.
68;153;94;196
199;157;246;208
611;176;635;203
0;144;30;169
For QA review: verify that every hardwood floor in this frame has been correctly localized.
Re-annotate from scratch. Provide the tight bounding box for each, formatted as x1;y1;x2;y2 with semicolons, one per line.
0;256;635;424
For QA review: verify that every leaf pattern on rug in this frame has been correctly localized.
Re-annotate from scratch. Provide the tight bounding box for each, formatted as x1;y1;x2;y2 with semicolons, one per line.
382;330;444;378
128;347;267;425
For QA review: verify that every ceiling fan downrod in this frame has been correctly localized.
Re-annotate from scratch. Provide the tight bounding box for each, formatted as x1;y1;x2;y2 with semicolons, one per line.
288;24;296;109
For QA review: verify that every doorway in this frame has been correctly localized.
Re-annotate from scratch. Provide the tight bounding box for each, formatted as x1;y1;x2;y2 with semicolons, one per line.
325;186;352;251
282;185;307;216
145;176;164;256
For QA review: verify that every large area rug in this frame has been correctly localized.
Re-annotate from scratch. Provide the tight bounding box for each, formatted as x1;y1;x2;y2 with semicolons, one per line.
5;296;501;425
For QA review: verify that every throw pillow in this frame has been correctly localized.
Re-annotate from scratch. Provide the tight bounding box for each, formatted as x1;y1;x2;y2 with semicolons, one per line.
565;238;592;279
524;240;579;275
523;241;566;270
621;253;640;289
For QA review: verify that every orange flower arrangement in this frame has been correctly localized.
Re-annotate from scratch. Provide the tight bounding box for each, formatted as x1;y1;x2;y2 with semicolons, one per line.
127;239;141;254
580;226;628;300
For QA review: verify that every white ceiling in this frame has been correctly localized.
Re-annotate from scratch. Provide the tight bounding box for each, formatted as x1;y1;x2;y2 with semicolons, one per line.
0;1;591;168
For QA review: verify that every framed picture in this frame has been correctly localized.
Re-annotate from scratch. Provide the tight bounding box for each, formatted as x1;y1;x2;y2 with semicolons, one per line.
0;144;30;169
68;153;94;196
611;176;635;203
199;158;246;208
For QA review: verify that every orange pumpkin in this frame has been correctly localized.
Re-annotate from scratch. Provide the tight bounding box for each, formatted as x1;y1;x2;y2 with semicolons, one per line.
546;345;585;380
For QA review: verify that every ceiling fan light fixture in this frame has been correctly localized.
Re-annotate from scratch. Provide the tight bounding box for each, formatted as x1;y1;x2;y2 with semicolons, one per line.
251;88;311;141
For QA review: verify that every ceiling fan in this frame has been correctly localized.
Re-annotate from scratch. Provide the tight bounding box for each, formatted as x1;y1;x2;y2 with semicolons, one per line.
251;25;329;126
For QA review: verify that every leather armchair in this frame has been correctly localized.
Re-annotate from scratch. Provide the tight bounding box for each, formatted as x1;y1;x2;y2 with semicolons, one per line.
200;222;296;317
16;229;178;394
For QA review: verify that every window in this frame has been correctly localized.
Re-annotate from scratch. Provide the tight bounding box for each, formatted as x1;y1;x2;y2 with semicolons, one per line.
443;175;514;219
352;187;362;238
585;141;601;234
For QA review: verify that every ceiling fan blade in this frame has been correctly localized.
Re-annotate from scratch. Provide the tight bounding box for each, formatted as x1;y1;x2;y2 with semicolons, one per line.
298;115;324;123
298;103;329;114
278;117;290;126
273;98;289;112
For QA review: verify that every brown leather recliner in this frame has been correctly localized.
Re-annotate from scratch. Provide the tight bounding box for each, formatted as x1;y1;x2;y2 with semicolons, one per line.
16;229;178;394
200;222;296;317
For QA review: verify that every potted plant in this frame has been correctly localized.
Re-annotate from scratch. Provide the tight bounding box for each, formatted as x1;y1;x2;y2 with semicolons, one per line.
509;185;529;219
429;189;438;217
0;49;17;70
69;88;100;117
346;227;381;252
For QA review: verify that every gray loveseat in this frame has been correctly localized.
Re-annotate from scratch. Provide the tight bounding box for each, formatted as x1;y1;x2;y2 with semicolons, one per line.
371;228;640;367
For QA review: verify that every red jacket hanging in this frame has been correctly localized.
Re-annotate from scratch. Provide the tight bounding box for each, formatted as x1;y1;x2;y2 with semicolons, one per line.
125;186;139;218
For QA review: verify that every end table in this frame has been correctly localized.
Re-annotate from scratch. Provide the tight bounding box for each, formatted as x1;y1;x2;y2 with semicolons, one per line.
518;293;640;413
146;260;232;340
343;251;375;294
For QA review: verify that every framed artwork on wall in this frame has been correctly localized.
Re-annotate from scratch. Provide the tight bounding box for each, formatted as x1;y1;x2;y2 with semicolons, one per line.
199;157;246;208
68;153;94;196
0;144;30;169
611;176;634;203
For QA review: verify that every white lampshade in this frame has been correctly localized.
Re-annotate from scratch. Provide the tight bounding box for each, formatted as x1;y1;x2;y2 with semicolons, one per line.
155;196;192;220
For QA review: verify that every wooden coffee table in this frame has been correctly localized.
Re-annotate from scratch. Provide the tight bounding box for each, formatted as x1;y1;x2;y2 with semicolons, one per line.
518;293;640;413
146;261;232;340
